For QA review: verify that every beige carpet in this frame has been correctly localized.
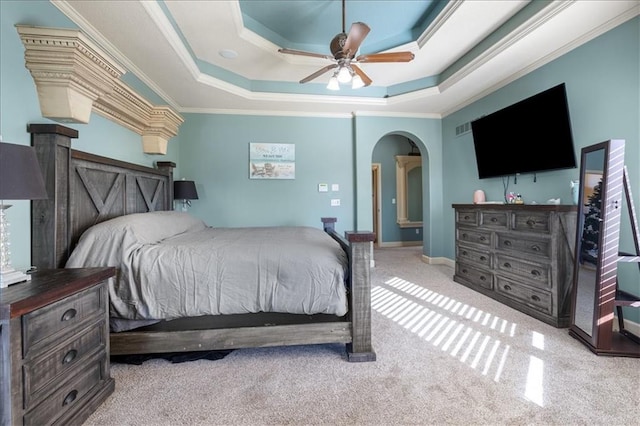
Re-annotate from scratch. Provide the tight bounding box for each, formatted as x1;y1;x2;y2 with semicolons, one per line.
85;247;639;426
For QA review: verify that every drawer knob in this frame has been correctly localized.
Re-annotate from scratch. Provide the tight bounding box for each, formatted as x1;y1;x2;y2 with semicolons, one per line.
504;284;512;291
503;262;511;268
504;240;512;247
479;236;486;242
61;308;77;322
530;245;541;252
63;389;78;406
480;256;487;261
531;295;541;302
526;219;536;227
462;250;468;256
62;349;78;365
531;269;541;276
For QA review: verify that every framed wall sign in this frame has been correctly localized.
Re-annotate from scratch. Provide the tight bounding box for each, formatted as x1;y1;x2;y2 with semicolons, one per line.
249;143;295;179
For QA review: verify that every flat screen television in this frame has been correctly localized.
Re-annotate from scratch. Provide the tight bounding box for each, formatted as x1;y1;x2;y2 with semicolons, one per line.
471;83;576;179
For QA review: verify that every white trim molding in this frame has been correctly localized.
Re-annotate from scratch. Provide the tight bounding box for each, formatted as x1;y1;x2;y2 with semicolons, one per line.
16;25;183;155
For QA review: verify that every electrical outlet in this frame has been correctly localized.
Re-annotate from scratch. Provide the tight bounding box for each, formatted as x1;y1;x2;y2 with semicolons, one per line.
331;199;340;206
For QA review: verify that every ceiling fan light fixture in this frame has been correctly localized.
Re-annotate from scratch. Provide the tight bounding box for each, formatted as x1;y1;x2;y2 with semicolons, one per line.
352;74;364;89
337;66;352;83
327;75;340;91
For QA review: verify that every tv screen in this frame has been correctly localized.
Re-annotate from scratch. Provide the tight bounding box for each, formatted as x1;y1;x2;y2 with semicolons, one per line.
471;83;576;179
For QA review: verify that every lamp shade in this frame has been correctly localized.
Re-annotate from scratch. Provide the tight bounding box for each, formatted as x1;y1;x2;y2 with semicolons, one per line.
174;180;198;200
0;142;47;200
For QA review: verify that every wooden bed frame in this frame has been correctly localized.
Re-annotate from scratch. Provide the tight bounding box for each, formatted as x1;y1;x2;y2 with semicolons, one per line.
28;124;376;362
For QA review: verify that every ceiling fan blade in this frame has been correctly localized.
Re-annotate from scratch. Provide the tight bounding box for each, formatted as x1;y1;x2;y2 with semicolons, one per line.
350;64;372;87
278;48;334;61
355;51;415;63
342;22;370;57
299;64;339;84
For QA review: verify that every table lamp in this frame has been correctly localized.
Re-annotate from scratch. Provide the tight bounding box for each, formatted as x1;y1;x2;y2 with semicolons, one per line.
0;142;48;288
174;179;198;212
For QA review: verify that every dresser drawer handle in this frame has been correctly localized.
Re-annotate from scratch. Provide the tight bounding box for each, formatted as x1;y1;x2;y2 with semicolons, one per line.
480;256;487;261
504;240;512;247
62;389;78;406
490;217;497;222
480;276;486;281
62;349;78;365
479;236;487;242
464;215;470;220
531;295;541;302
462;268;468;274
462;233;468;239
530;245;541;252
503;262;511;268
61;308;77;322
526;219;536;227
531;269;541;277
504;284;512;291
462;250;468;256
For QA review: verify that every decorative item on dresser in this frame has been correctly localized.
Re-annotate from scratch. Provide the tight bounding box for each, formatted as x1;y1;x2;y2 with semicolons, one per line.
0;267;115;425
452;204;577;327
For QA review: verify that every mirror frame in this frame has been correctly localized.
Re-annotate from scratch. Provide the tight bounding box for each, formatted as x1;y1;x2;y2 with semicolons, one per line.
395;155;422;228
569;139;625;353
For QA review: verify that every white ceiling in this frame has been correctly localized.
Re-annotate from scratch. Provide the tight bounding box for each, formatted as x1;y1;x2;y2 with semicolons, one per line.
53;0;639;118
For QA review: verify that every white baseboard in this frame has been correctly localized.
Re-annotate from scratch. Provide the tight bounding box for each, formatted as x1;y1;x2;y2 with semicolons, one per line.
421;255;455;268
378;241;422;248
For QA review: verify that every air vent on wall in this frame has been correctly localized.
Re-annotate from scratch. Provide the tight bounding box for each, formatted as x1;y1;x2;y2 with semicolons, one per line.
455;121;471;137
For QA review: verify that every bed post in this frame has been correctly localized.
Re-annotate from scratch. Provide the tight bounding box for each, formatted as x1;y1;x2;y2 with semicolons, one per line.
28;124;78;269
345;231;376;362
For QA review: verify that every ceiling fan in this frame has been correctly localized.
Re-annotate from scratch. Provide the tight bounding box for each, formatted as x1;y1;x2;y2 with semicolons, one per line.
278;0;415;89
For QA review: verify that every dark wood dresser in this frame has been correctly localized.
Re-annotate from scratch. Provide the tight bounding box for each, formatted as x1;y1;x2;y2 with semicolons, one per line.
452;204;577;327
1;268;115;426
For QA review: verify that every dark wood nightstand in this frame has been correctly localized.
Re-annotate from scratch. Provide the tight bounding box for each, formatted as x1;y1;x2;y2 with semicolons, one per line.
1;267;115;425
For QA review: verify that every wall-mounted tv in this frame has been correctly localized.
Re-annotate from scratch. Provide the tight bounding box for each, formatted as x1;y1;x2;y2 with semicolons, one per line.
471;83;576;179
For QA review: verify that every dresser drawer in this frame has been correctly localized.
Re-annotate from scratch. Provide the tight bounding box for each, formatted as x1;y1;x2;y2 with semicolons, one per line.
24;321;106;409
495;276;552;314
457;227;491;247
495;232;551;259
24;355;106;426
455;263;493;290
511;212;551;233
494;254;551;288
457;245;491;267
22;286;104;357
480;211;508;229
456;209;479;226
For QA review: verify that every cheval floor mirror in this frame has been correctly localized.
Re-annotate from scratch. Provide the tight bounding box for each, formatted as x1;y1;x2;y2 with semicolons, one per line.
569;139;640;357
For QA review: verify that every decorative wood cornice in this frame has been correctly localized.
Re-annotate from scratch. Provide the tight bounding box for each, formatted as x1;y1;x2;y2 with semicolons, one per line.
16;25;183;154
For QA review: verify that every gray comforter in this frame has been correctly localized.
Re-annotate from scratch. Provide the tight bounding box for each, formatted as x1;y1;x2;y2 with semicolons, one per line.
66;212;349;328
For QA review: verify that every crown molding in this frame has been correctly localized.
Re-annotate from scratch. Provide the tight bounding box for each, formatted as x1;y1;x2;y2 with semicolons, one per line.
16;25;183;154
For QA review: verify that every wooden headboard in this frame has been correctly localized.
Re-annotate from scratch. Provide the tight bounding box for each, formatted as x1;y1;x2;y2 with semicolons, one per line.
29;124;175;269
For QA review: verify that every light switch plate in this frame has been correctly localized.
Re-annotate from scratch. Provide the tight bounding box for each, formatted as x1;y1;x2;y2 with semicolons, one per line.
318;183;328;192
331;184;339;192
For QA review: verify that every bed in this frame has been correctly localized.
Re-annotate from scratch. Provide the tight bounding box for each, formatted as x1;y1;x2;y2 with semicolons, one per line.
29;124;375;362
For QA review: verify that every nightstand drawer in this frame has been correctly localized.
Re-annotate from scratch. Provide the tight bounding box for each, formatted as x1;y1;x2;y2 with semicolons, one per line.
24;321;106;410
22;286;104;357
494;254;551;288
495;232;551;259
496;276;552;314
24;355;106;426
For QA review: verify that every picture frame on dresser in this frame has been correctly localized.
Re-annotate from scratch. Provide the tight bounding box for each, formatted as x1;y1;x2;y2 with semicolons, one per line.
568;139;640;357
